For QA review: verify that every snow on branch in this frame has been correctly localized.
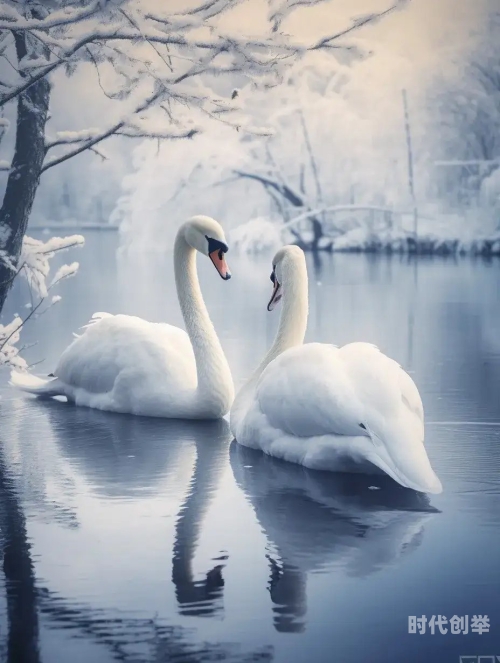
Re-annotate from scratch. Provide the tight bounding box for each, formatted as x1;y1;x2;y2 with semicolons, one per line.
0;1;102;31
41;44;244;169
0;0;405;109
0;315;27;370
150;0;246;22
311;0;407;50
45;128;102;150
269;0;331;32
19;234;84;298
41;87;164;171
116;127;200;140
50;262;79;288
0;234;84;371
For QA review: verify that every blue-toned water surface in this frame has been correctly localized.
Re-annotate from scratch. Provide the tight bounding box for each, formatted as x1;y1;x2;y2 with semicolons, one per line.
0;231;499;662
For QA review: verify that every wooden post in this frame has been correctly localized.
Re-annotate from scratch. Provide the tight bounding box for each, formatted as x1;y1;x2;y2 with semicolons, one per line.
402;89;418;238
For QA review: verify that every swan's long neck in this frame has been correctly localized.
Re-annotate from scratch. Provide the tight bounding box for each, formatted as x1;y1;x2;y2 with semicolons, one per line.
230;254;308;434
174;230;234;417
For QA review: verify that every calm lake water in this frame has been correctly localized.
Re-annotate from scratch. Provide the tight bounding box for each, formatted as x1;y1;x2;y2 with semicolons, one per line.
0;230;499;663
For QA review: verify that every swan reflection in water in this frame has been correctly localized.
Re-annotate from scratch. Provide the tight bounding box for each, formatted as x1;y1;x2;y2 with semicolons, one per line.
39;400;232;621
230;441;439;634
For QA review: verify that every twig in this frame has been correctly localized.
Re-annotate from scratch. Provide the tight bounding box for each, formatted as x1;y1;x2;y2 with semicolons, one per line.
0;296;45;353
89;146;108;161
118;8;173;73
311;1;405;50
27;357;45;369
41;88;162;172
298;109;323;218
0;1;102;31
85;46;114;100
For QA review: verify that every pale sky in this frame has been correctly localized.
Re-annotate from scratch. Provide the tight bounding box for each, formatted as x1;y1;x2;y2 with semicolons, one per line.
218;0;488;80
7;0;488;135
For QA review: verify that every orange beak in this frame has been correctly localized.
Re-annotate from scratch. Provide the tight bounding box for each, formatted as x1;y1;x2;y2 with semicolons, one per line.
209;249;231;280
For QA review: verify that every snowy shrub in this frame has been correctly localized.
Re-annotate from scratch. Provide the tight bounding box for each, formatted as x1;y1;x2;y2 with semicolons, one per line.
229;217;282;254
0;234;84;371
114;129;271;255
330;227;500;256
19;235;83;298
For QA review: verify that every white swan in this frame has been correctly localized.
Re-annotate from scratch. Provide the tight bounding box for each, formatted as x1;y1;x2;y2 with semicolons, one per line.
11;216;235;419
230;245;442;494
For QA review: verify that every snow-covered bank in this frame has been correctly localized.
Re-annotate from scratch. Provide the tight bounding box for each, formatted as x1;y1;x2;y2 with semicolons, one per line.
226;213;500;258
315;228;500;256
229;217;282;254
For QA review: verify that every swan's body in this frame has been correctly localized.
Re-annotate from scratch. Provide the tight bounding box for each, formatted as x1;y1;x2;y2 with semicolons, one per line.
11;216;234;419
230;246;442;494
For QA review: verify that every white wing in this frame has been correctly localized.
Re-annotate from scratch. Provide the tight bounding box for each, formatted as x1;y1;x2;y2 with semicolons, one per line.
256;342;422;439
250;341;441;494
255;343;364;437
55;313;196;395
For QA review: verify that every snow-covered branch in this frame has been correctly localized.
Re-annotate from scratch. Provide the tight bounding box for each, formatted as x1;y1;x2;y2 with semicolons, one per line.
311;0;406;50
0;234;84;371
269;0;331;32
0;0;406;108
147;0;245;23
0;1;102;31
41;84;166;172
45;128;102;150
0;315;30;370
19;234;84;298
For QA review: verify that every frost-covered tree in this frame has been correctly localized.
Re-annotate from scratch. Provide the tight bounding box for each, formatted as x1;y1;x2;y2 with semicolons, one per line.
429;10;500;211
0;0;405;313
118;39;421;254
233;46;424;248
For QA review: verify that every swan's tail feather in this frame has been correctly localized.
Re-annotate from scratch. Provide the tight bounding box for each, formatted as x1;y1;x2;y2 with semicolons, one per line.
10;371;65;399
81;312;113;329
366;414;442;495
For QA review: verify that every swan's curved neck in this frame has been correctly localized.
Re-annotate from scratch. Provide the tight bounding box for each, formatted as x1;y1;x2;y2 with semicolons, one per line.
174;230;234;417
259;265;308;372
231;255;308;433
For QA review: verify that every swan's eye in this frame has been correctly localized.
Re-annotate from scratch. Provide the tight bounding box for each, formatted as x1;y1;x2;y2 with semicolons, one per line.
270;271;276;284
359;423;367;430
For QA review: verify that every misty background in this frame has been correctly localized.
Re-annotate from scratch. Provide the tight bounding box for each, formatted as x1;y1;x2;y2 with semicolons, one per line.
1;0;498;251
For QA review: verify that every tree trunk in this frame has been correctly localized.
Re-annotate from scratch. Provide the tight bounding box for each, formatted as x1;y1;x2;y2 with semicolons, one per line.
0;31;50;315
310;216;324;251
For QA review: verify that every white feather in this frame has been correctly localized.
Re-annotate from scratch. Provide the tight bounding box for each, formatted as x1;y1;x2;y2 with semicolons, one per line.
11;218;234;420
231;246;442;494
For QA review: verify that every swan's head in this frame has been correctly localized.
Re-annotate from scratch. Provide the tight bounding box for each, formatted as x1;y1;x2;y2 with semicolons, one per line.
185;215;231;280
267;245;306;312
